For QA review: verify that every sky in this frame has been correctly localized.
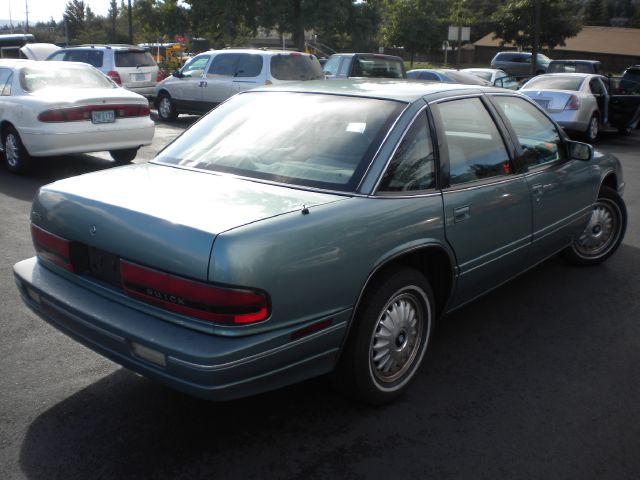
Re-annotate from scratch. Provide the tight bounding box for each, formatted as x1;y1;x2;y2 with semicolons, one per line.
5;0;113;24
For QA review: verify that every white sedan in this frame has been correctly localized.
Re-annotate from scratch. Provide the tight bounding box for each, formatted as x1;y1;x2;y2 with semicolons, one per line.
0;59;155;174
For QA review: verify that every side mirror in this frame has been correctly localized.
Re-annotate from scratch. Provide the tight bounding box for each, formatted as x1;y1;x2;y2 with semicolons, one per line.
567;140;593;161
172;70;184;78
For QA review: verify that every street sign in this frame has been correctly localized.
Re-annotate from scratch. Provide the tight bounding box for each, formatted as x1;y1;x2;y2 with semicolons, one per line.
447;26;470;41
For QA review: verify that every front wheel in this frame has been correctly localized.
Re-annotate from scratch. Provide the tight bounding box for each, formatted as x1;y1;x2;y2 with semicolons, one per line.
156;93;178;122
562;186;627;266
2;126;32;174
110;148;138;164
333;268;435;405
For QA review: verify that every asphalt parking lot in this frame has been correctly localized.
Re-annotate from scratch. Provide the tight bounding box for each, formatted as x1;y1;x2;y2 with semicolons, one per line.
1;119;639;479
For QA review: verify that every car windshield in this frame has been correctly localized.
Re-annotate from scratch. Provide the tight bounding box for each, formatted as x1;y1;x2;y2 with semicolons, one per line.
523;75;584;91
353;57;405;78
270;54;324;80
20;65;116;92
154;91;405;192
467;70;492;81
443;71;489;85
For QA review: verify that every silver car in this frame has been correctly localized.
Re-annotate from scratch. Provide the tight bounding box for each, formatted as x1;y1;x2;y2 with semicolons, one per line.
520;73;611;142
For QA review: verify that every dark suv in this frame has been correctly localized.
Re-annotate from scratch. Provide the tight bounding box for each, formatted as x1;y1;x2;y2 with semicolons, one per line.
490;51;551;78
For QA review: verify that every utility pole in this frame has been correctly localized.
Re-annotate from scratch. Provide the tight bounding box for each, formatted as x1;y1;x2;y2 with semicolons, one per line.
128;0;133;45
25;0;29;33
531;0;541;75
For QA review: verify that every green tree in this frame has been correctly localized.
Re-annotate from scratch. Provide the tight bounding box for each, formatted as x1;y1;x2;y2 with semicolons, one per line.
108;0;118;42
492;0;582;51
381;0;447;66
63;0;87;42
585;0;609;26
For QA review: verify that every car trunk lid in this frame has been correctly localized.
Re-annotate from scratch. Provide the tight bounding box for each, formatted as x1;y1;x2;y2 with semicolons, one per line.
31;163;346;281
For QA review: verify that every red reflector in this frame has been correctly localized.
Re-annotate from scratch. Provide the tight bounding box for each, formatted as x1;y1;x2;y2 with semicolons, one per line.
120;260;269;325
290;319;333;340
31;224;74;272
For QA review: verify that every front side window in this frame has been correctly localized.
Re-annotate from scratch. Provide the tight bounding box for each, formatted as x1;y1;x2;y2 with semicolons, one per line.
154;92;405;192
492;95;561;168
181;55;210;77
433;97;511;186
322;56;341;76
378;112;435;193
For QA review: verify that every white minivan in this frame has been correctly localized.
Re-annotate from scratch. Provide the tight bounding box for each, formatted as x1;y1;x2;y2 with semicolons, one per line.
154;49;324;121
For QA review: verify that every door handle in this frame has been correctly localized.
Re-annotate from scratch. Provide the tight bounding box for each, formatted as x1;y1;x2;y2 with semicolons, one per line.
453;205;470;223
532;183;544;196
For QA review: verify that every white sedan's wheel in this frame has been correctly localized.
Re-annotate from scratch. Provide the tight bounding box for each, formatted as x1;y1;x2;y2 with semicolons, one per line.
3;127;32;174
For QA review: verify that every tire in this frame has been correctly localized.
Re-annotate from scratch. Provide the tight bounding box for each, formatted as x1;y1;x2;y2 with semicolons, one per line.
562;186;627;266
2;126;32;174
333;267;435;405
584;114;599;143
110;148;138;164
156;93;178;122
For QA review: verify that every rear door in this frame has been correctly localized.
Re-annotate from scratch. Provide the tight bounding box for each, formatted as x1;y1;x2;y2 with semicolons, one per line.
432;96;532;306
201;52;238;107
232;53;264;93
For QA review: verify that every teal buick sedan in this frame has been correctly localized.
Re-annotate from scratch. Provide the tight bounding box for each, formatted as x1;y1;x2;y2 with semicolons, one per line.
13;80;627;405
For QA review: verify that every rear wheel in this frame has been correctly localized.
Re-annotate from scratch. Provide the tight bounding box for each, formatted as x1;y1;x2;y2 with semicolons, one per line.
584;114;599;143
562;186;626;266
2;126;32;174
110;148;138;164
333;267;434;405
156;93;178;122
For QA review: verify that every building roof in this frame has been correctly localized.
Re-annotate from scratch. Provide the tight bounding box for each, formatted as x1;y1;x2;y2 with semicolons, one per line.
474;26;640;57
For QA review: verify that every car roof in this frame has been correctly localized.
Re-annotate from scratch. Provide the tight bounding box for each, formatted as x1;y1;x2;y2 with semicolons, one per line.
549;59;600;63
534;72;596;79
57;44;146;51
248;79;503;103
195;48;312;56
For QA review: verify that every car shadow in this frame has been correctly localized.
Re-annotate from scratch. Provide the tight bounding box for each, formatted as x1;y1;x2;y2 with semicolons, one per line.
18;246;640;479
0;153;123;202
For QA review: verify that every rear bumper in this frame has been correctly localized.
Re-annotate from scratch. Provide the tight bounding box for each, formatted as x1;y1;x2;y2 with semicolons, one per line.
20;118;155;157
13;257;348;401
124;85;157;98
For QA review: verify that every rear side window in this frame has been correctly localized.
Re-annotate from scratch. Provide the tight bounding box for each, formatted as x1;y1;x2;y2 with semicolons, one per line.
115;51;156;67
59;49;104;67
378;112;435;193
433;97;511;185
270;54;323;80
236;54;263;77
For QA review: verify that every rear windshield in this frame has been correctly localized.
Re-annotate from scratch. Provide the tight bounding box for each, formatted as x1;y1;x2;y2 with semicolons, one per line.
467;70;492;81
270;54;323;80
523;75;584;91
115;50;156;67
352;56;405;79
154;91;405;192
444;71;489;85
20;65;115;92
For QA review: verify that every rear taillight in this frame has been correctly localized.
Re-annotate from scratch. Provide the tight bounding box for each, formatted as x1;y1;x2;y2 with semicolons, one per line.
107;70;122;85
565;95;580;110
31;224;74;272
38;104;150;122
120;260;269;325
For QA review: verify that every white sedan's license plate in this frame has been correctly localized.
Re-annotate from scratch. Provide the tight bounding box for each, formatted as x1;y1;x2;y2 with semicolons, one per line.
91;110;115;124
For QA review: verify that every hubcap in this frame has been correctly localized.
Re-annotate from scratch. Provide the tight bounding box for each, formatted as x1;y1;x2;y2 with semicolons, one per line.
574;199;620;258
159;98;171;118
589;118;598;140
5;134;19;169
370;291;424;384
